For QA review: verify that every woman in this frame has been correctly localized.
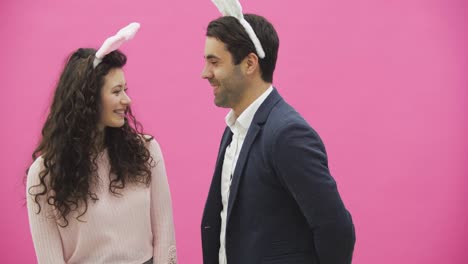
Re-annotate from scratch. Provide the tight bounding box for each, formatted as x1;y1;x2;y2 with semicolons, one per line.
26;23;177;264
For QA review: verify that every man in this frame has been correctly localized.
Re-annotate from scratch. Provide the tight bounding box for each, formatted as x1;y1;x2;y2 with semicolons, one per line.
201;13;355;264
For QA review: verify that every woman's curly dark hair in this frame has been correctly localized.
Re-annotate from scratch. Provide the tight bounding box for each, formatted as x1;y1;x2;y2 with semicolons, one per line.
27;48;154;227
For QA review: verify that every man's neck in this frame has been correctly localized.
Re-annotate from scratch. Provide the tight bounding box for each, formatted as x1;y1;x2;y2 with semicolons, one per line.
232;82;271;117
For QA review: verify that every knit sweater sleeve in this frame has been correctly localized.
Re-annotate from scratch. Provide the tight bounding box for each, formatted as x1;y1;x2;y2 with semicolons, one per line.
149;139;178;264
26;157;66;264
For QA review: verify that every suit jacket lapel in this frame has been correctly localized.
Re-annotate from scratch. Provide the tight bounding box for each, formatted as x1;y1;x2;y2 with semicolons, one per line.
227;123;260;222
227;88;283;222
216;127;234;169
202;127;233;224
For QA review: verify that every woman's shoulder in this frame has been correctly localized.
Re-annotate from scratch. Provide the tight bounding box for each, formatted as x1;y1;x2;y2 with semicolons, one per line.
29;156;44;173
26;156;45;188
140;134;162;154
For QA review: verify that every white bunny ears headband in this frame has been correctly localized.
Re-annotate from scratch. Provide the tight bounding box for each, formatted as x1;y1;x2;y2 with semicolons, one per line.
92;0;262;67
93;22;140;68
211;0;266;59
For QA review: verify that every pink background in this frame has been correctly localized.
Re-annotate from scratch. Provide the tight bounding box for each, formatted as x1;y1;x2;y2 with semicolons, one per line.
1;0;467;263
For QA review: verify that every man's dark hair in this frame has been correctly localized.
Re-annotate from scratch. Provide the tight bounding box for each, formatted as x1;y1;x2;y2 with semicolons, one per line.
206;14;279;83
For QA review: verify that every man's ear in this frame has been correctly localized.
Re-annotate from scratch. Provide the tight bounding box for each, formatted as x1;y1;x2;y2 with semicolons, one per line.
242;52;259;75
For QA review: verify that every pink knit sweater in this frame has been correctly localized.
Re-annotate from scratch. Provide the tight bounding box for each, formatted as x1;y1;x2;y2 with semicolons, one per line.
26;139;177;264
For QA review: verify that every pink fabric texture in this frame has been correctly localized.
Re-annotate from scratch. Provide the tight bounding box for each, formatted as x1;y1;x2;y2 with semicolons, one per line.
26;139;177;264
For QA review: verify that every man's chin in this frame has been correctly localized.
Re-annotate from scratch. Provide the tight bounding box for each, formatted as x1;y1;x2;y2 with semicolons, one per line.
214;99;229;108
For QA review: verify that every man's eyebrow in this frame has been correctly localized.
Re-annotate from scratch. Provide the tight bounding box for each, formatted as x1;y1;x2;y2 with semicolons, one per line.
205;54;220;60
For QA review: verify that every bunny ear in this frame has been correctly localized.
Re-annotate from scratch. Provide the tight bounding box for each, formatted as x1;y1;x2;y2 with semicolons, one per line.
211;0;228;16
212;0;242;18
93;22;140;68
210;0;265;58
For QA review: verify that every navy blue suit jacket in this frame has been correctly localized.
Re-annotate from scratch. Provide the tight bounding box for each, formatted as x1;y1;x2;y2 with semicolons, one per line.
201;89;355;264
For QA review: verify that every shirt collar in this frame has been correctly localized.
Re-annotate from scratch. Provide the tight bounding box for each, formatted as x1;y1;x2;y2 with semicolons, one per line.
225;86;273;135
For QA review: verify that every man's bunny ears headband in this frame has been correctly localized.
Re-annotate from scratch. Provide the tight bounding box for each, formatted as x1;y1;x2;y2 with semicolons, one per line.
93;22;140;68
211;0;266;59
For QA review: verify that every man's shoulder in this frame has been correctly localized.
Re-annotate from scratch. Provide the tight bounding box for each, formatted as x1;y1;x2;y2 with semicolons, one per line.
267;100;307;128
262;99;319;140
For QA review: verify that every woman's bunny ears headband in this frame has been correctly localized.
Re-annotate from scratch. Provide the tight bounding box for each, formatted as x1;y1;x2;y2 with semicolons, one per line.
211;0;266;59
93;22;140;68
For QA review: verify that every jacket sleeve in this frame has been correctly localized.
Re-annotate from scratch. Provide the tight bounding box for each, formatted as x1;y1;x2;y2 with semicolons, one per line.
26;157;66;264
272;121;355;264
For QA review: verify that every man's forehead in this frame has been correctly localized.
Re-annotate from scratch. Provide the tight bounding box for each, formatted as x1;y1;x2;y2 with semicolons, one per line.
205;37;228;49
204;37;228;57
